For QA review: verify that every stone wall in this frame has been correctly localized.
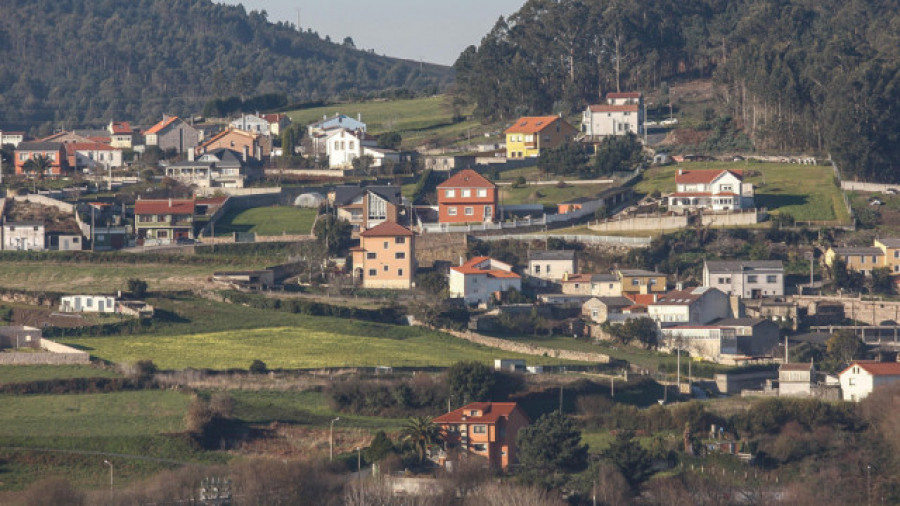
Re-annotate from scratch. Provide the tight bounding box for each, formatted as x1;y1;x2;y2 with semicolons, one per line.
0;339;90;365
13;194;75;214
589;215;688;233
790;295;900;326
440;328;611;364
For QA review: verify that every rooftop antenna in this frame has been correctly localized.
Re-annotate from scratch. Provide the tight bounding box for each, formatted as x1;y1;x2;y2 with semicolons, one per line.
296;8;301;31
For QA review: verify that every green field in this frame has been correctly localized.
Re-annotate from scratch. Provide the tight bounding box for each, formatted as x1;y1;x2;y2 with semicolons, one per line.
286;95;490;148
500;182;615;207
635;162;850;223
231;390;406;432
213;206;318;237
0;365;119;385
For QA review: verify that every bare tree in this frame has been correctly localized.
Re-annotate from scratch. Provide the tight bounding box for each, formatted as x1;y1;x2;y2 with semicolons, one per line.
464;481;565;506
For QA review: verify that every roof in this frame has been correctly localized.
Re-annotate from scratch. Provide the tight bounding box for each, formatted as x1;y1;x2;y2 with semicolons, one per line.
333;185;402;207
529;250;576;261
652;288;709;305
504;116;565;135
841;361;900;377
144;116;181;135
705;260;784;273
781;362;815;372
663;325;726;331
134;199;195;215
433;402;526;425
675;169;742;185
16;141;63;151
626;293;659;306
585;296;634;308
67;142;120;152
877;238;900;248
832;247;884;256
5;220;44;227
437;169;495;189
564;273;618;284
261;113;287;123
606;92;642;100
713;317;768;327
588;104;640;113
110;122;133;134
359;221;413;237
451;256;520;279
618;269;661;277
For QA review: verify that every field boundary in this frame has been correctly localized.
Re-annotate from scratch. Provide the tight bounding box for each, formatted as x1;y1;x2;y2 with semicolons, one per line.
434;327;612;364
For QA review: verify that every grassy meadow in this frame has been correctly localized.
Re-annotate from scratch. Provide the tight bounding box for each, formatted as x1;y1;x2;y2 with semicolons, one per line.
213;206;318;237
635;162;850;223
0;365;119;385
500;182;615;208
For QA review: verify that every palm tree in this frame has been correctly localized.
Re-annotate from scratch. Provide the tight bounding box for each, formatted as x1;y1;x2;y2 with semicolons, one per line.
401;416;441;464
23;154;51;179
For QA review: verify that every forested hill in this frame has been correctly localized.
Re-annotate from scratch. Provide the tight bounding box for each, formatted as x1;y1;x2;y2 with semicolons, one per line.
0;0;452;130
454;0;900;182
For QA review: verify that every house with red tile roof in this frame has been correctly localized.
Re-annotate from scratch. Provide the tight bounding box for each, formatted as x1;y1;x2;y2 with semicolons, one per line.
108;121;137;148
133;198;195;245
65;142;123;170
144;116;200;154
196;127;271;159
449;256;521;304
839;361;900;401
433;402;529;470
504;116;577;159
667;169;754;213
350;221;415;289
436;169;497;224
581;92;644;140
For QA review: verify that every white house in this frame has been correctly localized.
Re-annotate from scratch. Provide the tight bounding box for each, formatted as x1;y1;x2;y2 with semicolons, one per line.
647;287;731;327
59;295;118;313
703;260;784;298
660;325;738;362
325;128;399;170
667;169;755;212
449;256;522;305
230;114;273;136
0;131;25;147
581;92;644;139
308;113;367;137
839;361;900;402
528;250;577;282
779;362;815;397
562;273;622;297
2;221;45;251
68;142;124;171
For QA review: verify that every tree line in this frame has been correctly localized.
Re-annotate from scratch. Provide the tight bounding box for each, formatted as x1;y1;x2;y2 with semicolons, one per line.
453;0;900;181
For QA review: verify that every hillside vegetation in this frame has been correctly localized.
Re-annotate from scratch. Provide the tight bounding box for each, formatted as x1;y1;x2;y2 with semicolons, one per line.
455;0;900;182
0;0;451;130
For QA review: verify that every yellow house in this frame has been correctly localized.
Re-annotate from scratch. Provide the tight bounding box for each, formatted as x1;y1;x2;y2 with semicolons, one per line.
875;238;900;275
617;269;667;294
824;246;885;276
504;116;578;159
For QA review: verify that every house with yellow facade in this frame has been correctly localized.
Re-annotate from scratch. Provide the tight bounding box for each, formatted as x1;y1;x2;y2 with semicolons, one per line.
824;246;885;276
504;116;577;159
874;238;900;275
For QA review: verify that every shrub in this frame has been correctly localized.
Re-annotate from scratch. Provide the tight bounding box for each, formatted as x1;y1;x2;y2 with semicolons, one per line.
249;359;268;374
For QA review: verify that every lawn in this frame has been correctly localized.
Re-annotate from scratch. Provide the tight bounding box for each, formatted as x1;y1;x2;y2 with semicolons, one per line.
634;162;850;223
0;365;119;385
0;390;217;490
213;206;318;237
61;322;579;370
286;95;488;148
230;390;406;432
500;182;615;208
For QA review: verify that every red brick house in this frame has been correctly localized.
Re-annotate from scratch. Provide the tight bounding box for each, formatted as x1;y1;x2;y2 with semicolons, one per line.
433;402;529;469
436;169;497;224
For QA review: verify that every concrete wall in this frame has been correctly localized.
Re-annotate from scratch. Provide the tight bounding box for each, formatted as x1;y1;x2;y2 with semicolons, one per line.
13;194;75;214
715;370;778;394
0;339;90;365
589;215;688;233
841;181;900;193
790;295;900;326
699;209;765;227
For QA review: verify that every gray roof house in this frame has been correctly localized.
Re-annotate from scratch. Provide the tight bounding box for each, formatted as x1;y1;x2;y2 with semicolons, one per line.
703;260;784;298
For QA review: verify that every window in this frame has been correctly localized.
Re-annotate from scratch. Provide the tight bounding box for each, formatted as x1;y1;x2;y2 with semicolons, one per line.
767;275;777;283
395;252;406;259
448;207;457;216
591;310;599;318
398;268;404;276
472;443;487;452
534;265;541;274
631;279;640;286
861;256;866;264
384;265;389;272
368;269;377;276
895;250;899;258
445;189;456;198
464;207;474;216
849;378;855;386
462;189;471;198
472;425;487;434
384;241;389;250
366;252;377;259
747;275;758;283
87;298;93;307
477;189;487;198
349;141;354;150
648;278;657;285
872;255;878;263
546;264;551;273
395;237;406;244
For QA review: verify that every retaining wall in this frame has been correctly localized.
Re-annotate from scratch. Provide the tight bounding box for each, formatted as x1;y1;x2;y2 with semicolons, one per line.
0;339;90;365
700;209;765;227
441;328;611;364
841;181;900;193
13;195;75;214
589;215;688;232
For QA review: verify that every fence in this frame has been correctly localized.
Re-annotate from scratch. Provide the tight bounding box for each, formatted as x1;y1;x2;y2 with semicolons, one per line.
477;233;650;247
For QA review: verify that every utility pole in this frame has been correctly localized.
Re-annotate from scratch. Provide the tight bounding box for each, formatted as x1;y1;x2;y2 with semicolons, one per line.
103;460;114;500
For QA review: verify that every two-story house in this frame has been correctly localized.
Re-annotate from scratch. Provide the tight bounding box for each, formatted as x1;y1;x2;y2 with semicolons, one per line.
667;169;755;213
824;246;885;276
433;402;529;470
779;362;815;397
874;238;900;275
582;296;644;324
197;127;271;159
65;142;124;171
134;198;195;245
562;273;622;297
581;92;644;140
840;361;900;401
332;186;404;234
307;113;366;137
648;286;732;327
617;269;667;295
703;260;784;298
528;250;577;282
230;114;274;136
350;221;415;290
504;116;578;159
260;114;289;137
449;257;521;304
144;116;200;154
14;142;70;176
1;131;25;147
108;121;136;148
325;128;399;170
436;169;497;224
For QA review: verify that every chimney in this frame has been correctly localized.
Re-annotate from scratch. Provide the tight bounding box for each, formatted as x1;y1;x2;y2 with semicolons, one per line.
358;113;362;122
187;149;195;162
256;145;262;160
676;282;683;291
678;169;683;175
459;256;464;266
168;198;173;207
242;146;249;162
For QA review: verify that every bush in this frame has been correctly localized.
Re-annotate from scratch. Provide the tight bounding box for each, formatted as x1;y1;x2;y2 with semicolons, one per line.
127;278;149;298
249;359;268;374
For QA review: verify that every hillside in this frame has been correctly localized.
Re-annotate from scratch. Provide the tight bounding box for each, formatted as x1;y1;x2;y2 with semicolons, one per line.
0;0;452;130
454;0;900;182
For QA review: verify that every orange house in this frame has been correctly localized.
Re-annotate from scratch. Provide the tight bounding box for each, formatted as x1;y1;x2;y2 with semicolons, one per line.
350;221;415;289
436;169;497;224
433;402;530;469
14;142;69;176
197;127;271;159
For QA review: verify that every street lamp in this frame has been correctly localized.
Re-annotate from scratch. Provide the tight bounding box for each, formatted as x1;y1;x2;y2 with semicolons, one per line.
329;417;340;462
103;460;114;498
356;446;362;477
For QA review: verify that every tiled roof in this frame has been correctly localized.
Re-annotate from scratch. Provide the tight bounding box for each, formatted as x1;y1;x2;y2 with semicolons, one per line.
16;141;63;151
781;362;814;371
652;288;703;305
833;247;884;256
626;293;659;306
588;104;640;113
451;256;519;279
841;361;900;377
145;116;180;135
134;199;195;215
705;260;784;273
67;142;119;152
504;116;565;134
438;169;495;189
877;238;900;248
433;402;525;425
110;122;133;134
675;169;742;185
360;221;413;237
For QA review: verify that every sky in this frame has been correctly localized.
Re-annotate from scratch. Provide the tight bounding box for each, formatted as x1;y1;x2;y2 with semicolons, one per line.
217;0;525;66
